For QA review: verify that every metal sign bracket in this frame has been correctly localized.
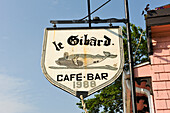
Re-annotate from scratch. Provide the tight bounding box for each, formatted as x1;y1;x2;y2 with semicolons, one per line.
46;0;137;112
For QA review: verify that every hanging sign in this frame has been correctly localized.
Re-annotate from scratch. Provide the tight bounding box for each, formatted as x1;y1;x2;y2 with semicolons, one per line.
41;27;124;98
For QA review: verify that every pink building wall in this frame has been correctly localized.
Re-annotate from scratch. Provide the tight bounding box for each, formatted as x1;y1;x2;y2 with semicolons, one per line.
134;24;170;113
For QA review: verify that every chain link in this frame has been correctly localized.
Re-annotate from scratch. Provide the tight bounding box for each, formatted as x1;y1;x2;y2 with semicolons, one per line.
80;95;88;113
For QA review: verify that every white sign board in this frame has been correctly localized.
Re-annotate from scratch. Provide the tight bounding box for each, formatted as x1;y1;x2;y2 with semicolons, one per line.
41;27;124;98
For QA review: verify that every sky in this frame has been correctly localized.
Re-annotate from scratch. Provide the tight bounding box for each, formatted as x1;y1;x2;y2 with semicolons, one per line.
0;0;170;113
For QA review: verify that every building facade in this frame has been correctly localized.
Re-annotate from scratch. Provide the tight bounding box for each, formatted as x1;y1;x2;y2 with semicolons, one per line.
124;4;170;113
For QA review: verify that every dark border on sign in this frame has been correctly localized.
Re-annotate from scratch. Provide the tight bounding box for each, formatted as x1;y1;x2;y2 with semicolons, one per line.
41;26;124;98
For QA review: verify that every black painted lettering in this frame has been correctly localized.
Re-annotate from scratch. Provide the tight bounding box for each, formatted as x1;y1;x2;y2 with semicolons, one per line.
90;37;97;46
95;73;101;80
87;73;94;80
58;42;64;49
97;40;103;46
70;74;75;81
52;41;64;51
67;35;79;45
76;73;82;81
84;34;90;45
57;75;63;81
80;36;83;45
64;74;69;81
67;34;112;47
52;41;60;51
101;73;108;80
104;35;111;46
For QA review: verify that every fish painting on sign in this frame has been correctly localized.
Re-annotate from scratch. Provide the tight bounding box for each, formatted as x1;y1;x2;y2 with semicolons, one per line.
49;51;118;70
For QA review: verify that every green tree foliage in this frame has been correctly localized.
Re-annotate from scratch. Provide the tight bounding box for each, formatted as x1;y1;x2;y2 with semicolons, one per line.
77;24;148;113
123;24;148;70
77;76;123;113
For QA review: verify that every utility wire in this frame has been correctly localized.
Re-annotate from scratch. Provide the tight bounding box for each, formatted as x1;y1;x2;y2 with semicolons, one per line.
80;0;111;20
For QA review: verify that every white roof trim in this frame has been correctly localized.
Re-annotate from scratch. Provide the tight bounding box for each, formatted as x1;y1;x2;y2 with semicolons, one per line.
134;61;150;68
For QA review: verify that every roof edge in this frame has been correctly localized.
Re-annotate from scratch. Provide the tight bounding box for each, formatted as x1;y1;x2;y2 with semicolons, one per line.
134;62;150;68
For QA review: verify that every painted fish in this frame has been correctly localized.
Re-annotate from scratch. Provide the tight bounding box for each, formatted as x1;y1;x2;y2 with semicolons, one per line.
55;51;117;67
